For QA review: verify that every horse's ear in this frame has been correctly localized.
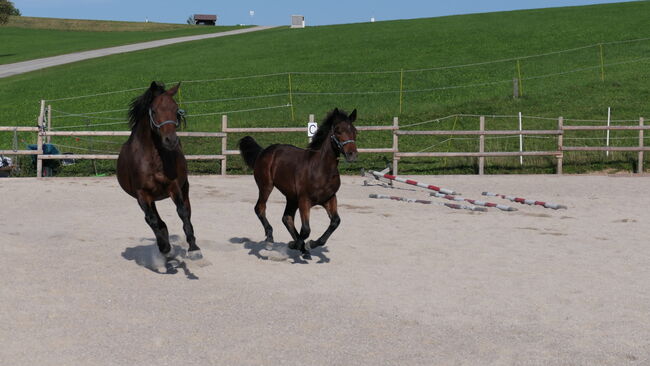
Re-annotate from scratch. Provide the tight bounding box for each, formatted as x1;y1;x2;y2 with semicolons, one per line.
149;81;166;96
333;107;339;115
167;82;181;96
349;109;357;123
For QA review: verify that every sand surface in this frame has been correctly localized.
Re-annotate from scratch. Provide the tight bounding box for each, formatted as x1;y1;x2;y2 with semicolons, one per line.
1;174;649;365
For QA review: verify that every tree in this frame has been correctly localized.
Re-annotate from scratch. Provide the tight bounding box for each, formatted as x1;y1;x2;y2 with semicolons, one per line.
0;0;20;25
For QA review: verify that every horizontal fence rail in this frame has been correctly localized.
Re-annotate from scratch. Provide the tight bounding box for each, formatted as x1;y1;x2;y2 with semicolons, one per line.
1;114;647;177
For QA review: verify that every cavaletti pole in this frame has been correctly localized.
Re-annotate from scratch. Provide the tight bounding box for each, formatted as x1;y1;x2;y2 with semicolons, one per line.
369;194;487;212
429;192;517;212
369;170;458;195
482;192;567;210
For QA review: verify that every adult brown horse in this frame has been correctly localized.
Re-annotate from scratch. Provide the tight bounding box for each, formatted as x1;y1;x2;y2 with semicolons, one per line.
117;81;202;269
238;108;358;259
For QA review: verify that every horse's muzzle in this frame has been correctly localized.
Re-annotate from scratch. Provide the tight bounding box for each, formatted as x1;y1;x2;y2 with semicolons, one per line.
344;150;358;162
162;135;179;150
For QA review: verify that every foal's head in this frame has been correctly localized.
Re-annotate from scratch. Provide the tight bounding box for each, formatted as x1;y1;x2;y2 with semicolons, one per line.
129;81;185;151
310;108;358;162
331;108;358;162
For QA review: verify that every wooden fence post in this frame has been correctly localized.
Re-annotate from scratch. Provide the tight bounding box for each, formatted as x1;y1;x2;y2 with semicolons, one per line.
36;100;45;178
557;116;564;175
479;116;485;175
639;117;644;174
38;100;45;129
516;60;523;97
36;130;43;178
392;116;399;175
46;105;52;144
399;69;404;115
221;115;227;175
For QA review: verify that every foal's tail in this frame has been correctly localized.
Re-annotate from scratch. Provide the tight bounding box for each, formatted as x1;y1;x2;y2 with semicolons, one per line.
238;136;263;169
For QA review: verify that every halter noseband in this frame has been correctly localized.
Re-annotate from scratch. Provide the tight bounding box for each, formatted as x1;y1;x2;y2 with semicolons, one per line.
330;134;355;152
149;108;184;129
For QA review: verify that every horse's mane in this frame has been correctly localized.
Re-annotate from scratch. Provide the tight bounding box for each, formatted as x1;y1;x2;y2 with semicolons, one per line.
128;82;166;129
308;108;348;149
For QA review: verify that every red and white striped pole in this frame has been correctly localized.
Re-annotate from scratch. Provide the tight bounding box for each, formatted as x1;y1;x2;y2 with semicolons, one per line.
430;192;517;212
482;192;567;210
369;194;487;212
369;170;458;195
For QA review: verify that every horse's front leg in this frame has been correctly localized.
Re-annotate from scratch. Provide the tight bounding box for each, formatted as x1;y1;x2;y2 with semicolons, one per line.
308;195;340;250
137;192;178;271
296;198;312;259
282;200;300;248
171;181;202;260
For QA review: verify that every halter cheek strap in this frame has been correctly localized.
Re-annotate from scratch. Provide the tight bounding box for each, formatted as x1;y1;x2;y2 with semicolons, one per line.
330;134;355;152
149;108;181;129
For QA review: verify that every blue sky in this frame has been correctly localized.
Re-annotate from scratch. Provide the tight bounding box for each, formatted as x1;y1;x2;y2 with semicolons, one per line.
12;0;634;26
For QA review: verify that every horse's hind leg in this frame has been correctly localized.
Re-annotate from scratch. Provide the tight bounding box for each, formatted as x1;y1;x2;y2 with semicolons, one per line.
172;181;202;260
137;194;174;261
254;182;274;243
308;195;340;250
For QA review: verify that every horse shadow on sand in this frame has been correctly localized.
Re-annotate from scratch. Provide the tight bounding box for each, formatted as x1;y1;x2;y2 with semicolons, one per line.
121;235;207;279
229;237;330;264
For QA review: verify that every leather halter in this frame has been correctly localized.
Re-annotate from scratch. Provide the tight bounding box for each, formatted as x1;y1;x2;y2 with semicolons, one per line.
149;108;184;129
330;134;355;152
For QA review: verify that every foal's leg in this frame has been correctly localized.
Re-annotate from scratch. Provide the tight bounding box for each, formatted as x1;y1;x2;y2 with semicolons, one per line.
281;200;299;249
137;193;173;258
308;195;341;249
297;198;312;259
171;181;202;260
254;183;274;243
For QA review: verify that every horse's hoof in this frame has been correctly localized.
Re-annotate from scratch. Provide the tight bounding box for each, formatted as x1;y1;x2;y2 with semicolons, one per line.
165;259;180;273
288;241;298;250
302;252;312;260
187;250;203;261
306;240;322;250
163;247;176;260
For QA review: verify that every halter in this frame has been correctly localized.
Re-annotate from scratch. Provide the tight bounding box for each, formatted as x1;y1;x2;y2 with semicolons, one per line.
149;108;184;129
330;134;355;152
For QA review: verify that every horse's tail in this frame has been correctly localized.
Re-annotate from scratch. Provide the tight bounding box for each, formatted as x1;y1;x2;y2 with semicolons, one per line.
238;136;263;169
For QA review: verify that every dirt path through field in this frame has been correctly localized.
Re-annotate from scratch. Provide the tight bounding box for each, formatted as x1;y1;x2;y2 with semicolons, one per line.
0;26;275;78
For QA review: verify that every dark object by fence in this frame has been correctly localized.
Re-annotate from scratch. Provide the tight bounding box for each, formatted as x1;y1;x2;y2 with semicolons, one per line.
27;143;59;176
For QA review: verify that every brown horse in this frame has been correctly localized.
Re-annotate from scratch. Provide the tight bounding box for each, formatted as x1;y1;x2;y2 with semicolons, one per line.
238;108;358;259
117;81;202;270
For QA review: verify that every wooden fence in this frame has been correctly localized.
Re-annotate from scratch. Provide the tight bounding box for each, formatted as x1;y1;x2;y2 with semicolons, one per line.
1;115;648;178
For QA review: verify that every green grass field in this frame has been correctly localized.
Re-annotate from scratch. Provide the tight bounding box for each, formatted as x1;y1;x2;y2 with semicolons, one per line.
0;16;248;65
2;2;650;176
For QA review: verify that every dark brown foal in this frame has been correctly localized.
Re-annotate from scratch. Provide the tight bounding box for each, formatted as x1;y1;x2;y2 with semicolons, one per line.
238;108;358;259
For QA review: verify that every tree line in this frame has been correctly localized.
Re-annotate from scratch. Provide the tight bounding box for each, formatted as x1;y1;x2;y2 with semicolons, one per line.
0;0;20;25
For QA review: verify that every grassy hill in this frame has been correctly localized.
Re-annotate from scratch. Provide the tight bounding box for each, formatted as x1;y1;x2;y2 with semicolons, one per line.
1;2;650;175
0;16;248;65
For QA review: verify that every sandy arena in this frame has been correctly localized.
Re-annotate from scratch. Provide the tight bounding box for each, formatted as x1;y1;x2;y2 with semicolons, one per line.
1;174;649;365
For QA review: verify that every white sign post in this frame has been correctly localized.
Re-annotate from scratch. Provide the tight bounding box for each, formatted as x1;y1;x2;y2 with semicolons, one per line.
307;114;317;143
606;107;611;157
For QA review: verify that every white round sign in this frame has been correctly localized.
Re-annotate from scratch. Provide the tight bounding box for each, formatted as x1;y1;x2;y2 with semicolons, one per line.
307;122;318;137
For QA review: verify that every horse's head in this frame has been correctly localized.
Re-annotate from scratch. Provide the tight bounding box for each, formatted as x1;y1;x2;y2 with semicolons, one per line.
148;82;184;151
331;108;358;162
